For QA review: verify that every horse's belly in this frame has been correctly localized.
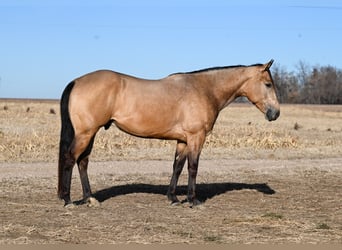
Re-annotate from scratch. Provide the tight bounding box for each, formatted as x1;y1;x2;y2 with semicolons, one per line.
113;115;186;141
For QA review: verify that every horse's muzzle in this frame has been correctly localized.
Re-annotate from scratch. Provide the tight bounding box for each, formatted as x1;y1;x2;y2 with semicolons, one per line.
266;107;280;121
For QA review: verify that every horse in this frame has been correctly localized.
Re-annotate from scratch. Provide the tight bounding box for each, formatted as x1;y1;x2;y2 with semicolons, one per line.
58;59;280;208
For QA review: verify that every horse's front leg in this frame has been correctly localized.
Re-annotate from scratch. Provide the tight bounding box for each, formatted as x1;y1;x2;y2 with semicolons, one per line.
186;134;205;207
167;141;187;205
186;153;201;207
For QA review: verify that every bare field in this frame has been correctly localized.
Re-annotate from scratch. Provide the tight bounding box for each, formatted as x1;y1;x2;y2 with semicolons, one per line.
1;99;341;162
0;99;341;244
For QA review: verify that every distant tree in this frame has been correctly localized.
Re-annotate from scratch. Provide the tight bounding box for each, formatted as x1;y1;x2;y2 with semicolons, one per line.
272;64;300;103
305;66;342;104
296;60;311;86
273;61;342;104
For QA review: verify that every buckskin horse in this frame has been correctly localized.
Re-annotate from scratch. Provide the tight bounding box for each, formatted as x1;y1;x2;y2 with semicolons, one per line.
58;60;280;207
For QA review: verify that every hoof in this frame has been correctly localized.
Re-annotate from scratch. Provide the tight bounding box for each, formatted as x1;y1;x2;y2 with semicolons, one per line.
170;200;181;206
87;197;101;208
189;199;202;208
64;202;76;209
168;194;181;206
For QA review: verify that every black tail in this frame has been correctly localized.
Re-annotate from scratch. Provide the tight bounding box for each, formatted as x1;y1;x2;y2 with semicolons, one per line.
58;81;75;199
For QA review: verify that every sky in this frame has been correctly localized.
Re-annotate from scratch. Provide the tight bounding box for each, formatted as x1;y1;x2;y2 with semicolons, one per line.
0;0;341;99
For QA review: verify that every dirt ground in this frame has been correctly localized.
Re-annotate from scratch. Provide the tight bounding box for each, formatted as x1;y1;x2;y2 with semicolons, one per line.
0;158;341;244
0;100;341;244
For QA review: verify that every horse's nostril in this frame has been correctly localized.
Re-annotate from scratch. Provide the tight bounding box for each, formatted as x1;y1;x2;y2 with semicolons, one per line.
266;108;280;121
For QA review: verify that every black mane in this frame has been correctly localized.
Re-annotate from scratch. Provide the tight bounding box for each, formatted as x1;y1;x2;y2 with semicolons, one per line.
170;63;263;76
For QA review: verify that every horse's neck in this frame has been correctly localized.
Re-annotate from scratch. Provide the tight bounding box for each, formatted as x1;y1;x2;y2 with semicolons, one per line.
208;68;250;110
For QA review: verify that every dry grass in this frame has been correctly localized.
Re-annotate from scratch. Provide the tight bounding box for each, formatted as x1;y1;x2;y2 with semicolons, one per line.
1;100;341;163
1;99;341;244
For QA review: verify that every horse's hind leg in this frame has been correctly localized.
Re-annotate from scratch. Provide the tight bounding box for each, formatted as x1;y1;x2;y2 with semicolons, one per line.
59;151;76;207
77;156;92;201
70;130;99;206
76;135;100;207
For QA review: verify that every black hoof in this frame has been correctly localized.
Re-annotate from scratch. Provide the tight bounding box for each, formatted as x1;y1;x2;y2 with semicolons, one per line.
188;198;202;208
171;200;181;206
178;198;201;208
167;193;180;206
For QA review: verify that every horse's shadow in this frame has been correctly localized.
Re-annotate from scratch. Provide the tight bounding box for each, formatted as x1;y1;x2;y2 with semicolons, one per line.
93;182;275;203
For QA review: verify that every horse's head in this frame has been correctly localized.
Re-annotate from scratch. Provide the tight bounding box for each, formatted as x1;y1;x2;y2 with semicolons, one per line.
241;59;280;121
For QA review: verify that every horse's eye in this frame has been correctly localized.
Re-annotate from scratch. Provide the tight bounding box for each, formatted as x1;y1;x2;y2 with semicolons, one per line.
265;83;272;88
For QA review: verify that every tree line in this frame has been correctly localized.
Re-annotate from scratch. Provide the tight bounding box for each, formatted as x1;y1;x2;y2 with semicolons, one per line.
271;61;342;104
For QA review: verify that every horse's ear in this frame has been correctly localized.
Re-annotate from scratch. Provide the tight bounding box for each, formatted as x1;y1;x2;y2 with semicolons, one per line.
263;59;274;71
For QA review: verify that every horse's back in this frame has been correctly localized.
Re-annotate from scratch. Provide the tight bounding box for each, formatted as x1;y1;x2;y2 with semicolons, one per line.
66;69;217;141
67;70;183;135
